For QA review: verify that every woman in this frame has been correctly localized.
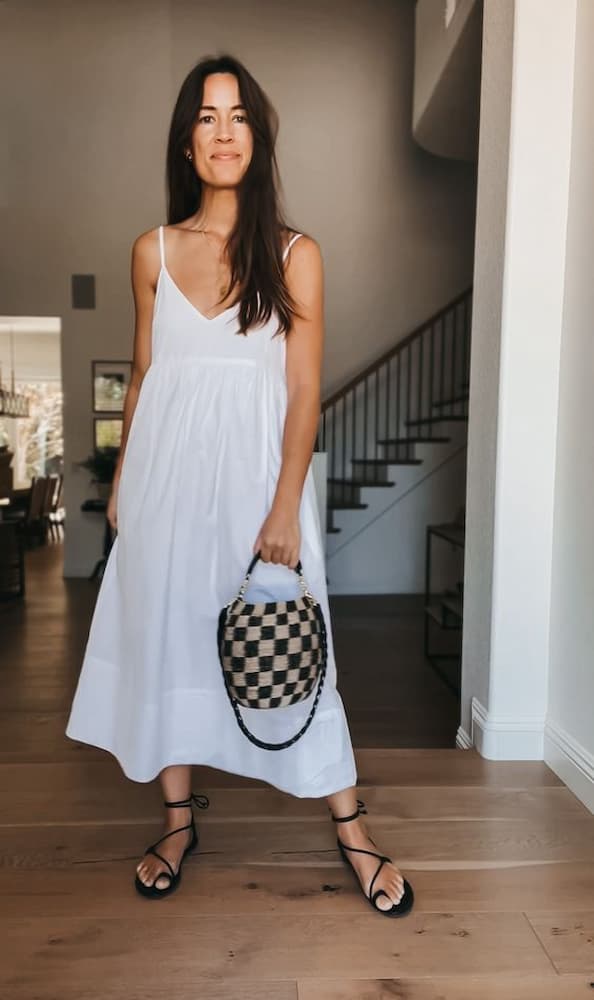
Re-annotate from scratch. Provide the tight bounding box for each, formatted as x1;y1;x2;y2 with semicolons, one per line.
66;53;413;917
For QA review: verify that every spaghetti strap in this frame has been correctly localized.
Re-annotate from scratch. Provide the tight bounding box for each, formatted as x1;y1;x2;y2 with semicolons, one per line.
158;225;166;268
282;231;303;262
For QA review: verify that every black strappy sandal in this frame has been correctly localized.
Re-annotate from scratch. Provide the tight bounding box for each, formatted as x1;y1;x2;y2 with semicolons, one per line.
330;798;414;917
134;791;210;899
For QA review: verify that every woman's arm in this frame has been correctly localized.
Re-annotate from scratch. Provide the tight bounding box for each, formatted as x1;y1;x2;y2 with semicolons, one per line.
107;228;159;530
253;235;324;566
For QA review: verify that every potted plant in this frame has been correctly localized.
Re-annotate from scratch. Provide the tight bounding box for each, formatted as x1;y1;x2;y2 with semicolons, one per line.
76;446;119;500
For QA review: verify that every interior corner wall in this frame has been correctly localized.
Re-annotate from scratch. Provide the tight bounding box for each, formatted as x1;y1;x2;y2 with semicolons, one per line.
459;0;514;743
462;0;579;765
545;0;594;813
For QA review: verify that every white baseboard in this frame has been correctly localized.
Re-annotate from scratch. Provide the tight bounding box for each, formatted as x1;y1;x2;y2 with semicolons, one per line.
544;718;594;815
470;697;545;759
469;697;594;814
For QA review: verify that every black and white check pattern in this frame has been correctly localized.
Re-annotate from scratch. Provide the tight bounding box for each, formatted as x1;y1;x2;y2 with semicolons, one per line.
218;598;325;709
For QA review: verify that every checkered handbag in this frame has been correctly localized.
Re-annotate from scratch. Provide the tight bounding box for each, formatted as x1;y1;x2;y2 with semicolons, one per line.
216;550;328;751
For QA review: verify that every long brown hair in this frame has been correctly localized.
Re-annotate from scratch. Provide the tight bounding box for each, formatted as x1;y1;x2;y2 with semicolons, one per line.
165;54;306;337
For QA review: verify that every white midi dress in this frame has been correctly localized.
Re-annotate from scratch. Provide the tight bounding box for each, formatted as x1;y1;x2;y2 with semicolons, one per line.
66;225;358;798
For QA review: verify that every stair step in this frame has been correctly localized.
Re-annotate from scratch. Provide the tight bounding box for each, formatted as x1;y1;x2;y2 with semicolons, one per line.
377;436;450;445
405;415;468;427
328;477;395;488
432;393;469;408
328;502;369;511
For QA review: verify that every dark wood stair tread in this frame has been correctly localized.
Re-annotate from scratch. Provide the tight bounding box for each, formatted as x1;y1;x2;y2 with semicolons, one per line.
350;457;422;467
377;436;450;444
405;415;468;427
432;393;469;408
328;502;369;510
328;477;395;487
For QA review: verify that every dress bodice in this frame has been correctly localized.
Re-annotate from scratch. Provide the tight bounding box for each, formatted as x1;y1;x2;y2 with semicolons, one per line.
150;225;303;382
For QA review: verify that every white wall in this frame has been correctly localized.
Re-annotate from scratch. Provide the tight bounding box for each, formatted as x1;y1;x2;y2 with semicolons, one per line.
327;427;467;594
463;0;576;759
462;0;594;813
460;0;514;734
545;0;594;812
0;0;476;577
484;0;575;754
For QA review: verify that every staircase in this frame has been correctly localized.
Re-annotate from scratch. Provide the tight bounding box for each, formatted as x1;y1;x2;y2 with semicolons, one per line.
316;287;472;536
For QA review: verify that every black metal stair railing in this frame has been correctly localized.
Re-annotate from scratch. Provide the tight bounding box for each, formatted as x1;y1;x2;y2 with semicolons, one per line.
315;288;473;532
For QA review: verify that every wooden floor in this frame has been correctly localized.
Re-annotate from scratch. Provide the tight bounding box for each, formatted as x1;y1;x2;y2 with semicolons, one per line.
1;541;593;999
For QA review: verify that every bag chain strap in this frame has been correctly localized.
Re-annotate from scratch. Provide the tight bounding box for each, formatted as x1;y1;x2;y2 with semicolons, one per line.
221;601;329;751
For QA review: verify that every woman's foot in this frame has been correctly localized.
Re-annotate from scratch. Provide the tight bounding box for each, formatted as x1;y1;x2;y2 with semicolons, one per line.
333;810;405;912
135;805;195;891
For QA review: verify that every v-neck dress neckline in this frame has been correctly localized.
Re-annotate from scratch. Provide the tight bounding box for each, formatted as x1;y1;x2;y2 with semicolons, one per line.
156;223;302;324
160;264;237;323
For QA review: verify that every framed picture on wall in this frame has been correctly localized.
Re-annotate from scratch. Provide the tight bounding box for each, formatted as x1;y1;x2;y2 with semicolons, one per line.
92;360;131;413
93;417;123;450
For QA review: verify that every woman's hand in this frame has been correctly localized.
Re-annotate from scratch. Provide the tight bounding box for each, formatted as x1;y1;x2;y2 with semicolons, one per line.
253;505;301;568
106;478;119;534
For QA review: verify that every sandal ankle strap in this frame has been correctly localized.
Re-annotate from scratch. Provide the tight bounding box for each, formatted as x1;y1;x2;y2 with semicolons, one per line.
330;797;367;823
163;792;210;810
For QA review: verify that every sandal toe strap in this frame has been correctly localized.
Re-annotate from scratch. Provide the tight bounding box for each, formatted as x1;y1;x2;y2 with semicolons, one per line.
368;857;389;901
371;887;392;907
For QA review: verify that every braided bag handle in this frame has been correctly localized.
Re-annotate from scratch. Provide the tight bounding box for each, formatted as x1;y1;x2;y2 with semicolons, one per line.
217;551;328;751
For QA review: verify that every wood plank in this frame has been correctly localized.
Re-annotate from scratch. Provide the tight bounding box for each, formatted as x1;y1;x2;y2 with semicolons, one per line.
2;541;592;1000
0;762;585;824
2;813;594;870
1;980;296;1000
3;861;594;919
525;911;594;974
297;976;592;999
353;748;563;788
0;912;554;987
0;711;107;763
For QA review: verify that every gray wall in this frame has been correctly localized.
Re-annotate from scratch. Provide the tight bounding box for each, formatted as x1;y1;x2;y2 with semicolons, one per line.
0;0;476;576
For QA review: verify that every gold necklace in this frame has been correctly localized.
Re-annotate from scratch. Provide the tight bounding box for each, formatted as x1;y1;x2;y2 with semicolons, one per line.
191;220;230;299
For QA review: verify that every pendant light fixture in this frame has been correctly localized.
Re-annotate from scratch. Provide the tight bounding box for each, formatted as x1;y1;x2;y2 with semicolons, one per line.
0;327;31;418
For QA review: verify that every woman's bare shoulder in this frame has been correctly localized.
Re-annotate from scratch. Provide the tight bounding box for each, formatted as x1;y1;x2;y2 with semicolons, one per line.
130;226;162;292
132;225;161;260
281;226;319;256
